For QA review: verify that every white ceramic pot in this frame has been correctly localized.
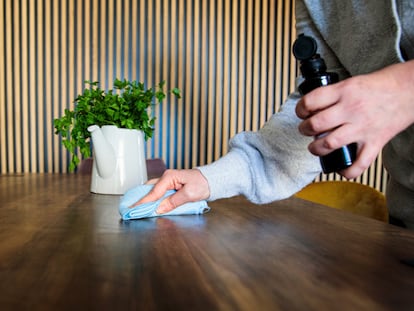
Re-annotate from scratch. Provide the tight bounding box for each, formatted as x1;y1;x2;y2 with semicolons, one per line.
87;125;147;194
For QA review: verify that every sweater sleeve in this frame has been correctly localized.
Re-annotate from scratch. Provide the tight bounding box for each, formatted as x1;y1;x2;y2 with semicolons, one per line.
197;92;321;204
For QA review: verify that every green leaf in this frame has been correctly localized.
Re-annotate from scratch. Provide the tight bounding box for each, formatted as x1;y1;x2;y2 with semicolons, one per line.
171;87;181;99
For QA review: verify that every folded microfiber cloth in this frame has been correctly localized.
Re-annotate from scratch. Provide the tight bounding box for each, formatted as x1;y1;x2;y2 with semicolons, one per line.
119;184;210;220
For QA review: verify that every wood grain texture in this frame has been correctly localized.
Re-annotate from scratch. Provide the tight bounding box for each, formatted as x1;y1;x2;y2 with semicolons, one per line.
0;174;414;311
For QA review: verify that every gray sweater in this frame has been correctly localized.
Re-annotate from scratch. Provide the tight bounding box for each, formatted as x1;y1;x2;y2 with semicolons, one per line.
198;0;414;227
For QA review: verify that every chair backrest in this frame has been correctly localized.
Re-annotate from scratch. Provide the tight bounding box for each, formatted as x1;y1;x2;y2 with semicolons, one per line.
294;181;388;222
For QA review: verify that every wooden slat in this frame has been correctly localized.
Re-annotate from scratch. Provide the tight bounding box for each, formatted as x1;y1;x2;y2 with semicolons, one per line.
206;0;216;164
44;0;52;172
52;0;60;172
220;0;231;157
116;0;123;79
0;0;6;173
153;0;161;159
229;1;238;145
161;0;170;166
28;0;38;172
244;0;253;133
260;0;269;125
183;0;192;168
13;0;22;172
176;0;185;169
5;0;13;172
198;0;208;166
99;0;107;88
214;0;224;159
266;0;276;117
236;0;246;134
191;0;200;167
252;0;261;131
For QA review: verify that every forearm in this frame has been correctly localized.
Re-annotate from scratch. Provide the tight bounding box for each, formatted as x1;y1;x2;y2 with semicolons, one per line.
198;95;321;204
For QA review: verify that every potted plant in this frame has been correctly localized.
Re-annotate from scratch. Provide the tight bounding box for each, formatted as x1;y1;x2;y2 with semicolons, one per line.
54;78;180;194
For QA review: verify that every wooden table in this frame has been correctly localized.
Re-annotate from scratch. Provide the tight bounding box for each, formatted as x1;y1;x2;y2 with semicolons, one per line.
1;174;414;311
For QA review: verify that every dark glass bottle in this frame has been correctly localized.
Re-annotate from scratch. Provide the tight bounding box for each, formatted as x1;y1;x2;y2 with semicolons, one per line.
292;34;357;173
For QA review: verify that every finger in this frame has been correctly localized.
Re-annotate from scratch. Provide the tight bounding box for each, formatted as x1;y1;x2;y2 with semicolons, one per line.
307;123;358;156
156;190;191;214
296;83;341;119
338;144;377;179
339;163;366;180
145;178;159;185
131;178;172;207
156;197;176;214
298;103;348;137
296;98;312;119
138;185;167;204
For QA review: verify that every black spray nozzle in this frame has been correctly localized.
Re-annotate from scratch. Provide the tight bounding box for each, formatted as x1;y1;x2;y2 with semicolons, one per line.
292;34;317;61
292;34;327;78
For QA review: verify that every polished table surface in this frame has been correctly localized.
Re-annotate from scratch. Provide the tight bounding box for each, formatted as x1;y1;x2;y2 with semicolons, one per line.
1;174;414;311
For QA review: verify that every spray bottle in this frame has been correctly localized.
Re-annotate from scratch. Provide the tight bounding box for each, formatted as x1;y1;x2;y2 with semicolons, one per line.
292;34;357;173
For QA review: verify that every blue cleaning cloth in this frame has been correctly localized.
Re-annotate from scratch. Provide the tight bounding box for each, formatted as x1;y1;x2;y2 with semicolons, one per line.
119;184;210;220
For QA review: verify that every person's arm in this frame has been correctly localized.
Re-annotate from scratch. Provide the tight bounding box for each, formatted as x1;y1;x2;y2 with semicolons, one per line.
134;94;321;214
197;95;321;203
296;59;414;179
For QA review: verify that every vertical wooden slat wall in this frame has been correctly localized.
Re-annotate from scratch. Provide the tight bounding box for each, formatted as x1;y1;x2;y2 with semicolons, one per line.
0;0;388;193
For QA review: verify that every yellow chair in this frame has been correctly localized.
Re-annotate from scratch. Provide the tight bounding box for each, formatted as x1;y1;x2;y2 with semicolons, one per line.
294;181;388;222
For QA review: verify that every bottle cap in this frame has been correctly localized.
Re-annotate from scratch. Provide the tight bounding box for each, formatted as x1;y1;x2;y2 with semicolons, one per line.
292;34;317;61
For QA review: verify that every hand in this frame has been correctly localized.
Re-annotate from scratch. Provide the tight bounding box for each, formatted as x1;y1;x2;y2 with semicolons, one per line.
131;169;210;214
295;60;414;179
